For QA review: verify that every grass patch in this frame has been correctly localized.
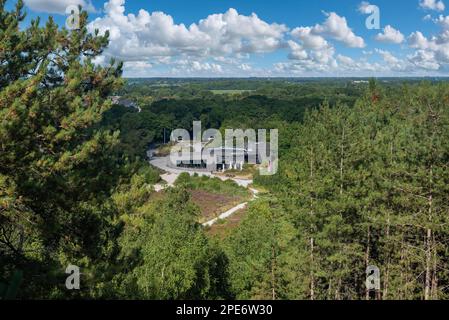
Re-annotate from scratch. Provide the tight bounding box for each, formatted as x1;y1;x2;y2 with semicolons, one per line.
175;173;251;199
154;142;176;157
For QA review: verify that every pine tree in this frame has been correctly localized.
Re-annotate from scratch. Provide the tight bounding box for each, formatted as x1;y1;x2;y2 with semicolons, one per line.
267;82;449;300
224;199;298;300
1;2;123;298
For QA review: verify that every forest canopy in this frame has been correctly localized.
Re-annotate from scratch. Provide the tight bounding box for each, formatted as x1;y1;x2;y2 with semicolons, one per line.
1;2;448;300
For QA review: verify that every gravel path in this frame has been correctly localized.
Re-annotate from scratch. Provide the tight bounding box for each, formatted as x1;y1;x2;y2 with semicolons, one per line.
149;154;258;227
202;188;259;227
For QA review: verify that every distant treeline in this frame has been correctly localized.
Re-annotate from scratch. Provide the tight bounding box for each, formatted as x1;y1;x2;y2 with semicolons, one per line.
103;80;364;159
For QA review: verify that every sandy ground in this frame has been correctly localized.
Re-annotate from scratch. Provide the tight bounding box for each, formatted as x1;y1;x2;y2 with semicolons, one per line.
149;154;258;227
150;156;253;188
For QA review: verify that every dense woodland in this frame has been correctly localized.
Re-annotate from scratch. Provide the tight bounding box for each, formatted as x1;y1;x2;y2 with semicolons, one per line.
1;3;448;300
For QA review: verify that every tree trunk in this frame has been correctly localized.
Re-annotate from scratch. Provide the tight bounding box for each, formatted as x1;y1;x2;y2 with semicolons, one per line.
365;225;371;300
399;243;404;299
424;166;433;301
335;277;342;300
431;233;438;299
309;147;315;301
310;237;315;300
340;128;345;196
271;244;277;300
424;227;432;300
383;213;390;300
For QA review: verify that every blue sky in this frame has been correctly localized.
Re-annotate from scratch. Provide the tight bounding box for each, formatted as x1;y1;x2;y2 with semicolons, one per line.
9;0;449;77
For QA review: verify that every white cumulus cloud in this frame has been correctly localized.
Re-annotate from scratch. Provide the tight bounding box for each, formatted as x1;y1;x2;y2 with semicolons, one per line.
291;27;329;50
375;25;405;44
285;11;365;73
46;0;446;76
407;14;449;72
312;12;366;48
88;0;288;64
419;0;445;12
358;1;378;14
435;15;449;29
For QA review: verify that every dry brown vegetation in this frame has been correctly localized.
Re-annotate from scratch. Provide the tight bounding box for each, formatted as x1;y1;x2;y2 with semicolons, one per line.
206;207;248;239
190;190;243;222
